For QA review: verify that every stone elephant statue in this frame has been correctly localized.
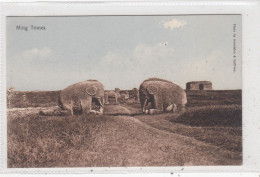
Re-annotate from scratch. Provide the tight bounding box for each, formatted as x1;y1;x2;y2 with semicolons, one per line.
104;90;120;104
59;80;105;115
139;78;187;114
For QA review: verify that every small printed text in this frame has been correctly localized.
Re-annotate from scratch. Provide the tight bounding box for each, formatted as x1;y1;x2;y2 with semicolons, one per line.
233;24;237;72
16;25;46;31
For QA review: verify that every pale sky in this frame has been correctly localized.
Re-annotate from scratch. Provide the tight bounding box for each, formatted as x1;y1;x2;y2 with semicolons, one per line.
7;15;242;91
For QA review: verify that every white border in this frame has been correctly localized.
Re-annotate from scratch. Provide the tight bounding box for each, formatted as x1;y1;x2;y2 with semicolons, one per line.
1;0;260;174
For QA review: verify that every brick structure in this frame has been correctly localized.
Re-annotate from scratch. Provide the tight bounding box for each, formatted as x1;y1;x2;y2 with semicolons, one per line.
186;81;212;90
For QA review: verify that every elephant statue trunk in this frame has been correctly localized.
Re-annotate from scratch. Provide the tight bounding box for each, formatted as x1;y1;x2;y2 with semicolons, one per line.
98;98;104;108
142;97;148;113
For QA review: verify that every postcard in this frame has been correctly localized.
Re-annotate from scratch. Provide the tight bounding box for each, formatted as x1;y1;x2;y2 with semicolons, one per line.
6;15;242;168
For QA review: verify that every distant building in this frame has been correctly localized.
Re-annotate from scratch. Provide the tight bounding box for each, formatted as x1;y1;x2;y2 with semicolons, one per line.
186;81;212;90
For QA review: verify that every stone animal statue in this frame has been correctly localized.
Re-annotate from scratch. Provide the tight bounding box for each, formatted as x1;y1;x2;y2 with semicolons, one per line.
104;89;120;104
59;80;105;115
119;91;129;101
139;78;187;114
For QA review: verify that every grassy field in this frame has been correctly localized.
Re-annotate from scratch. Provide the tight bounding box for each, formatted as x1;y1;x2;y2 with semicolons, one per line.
135;105;242;153
7;90;241;108
173;104;242;127
7;90;242;167
7;90;60;108
186;90;242;107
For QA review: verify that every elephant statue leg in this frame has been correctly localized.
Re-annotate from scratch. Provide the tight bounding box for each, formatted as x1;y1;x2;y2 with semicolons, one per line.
83;97;104;115
69;104;74;116
115;96;118;104
142;95;161;115
62;103;74;116
142;97;149;114
104;92;109;104
80;97;92;115
70;101;74;115
96;97;104;115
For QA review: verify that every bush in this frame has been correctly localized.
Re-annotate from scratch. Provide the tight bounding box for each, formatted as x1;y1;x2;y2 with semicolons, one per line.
171;105;242;127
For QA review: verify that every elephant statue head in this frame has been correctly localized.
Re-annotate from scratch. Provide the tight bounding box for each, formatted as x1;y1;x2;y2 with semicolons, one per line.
139;78;187;114
59;79;105;115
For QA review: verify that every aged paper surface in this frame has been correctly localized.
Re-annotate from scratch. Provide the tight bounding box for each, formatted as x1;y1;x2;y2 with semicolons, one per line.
5;15;242;168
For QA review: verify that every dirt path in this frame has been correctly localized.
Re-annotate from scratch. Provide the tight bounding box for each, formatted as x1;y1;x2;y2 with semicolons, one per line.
87;115;241;166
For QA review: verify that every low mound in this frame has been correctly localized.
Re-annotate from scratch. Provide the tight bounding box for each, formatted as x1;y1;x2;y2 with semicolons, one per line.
171;105;242;127
104;104;131;115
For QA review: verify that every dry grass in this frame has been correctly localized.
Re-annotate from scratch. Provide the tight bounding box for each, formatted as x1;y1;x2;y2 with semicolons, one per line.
135;105;242;153
186;90;242;107
173;105;242;127
8;113;109;167
7;91;60;108
7;90;242;167
8;104;242;167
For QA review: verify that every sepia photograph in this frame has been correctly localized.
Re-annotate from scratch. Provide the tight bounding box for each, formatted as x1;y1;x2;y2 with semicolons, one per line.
6;15;242;168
